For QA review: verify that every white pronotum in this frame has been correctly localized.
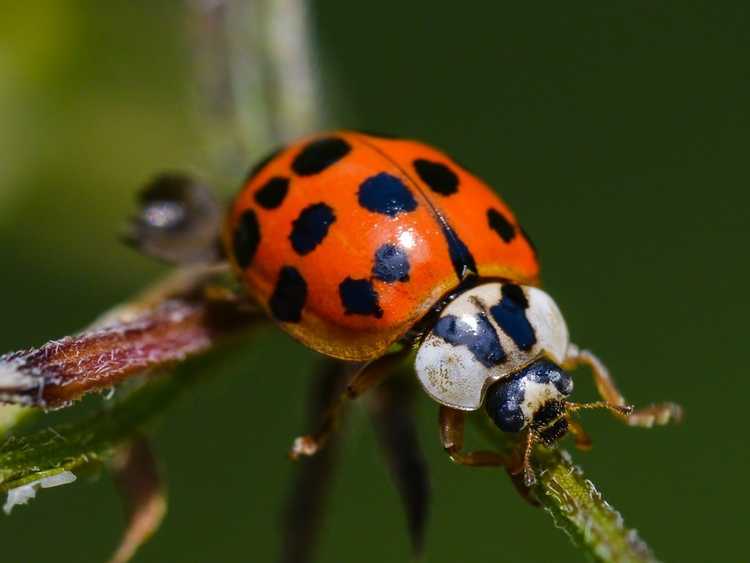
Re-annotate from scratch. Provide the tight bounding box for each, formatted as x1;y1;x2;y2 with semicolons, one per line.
415;283;569;410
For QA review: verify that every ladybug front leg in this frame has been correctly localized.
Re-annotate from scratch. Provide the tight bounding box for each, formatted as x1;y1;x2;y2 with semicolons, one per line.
289;350;408;460
439;406;511;467
563;344;683;427
565;416;593;450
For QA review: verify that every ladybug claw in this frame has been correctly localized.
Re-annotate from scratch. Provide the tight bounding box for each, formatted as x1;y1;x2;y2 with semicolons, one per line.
626;402;683;428
523;466;537;488
289;435;320;460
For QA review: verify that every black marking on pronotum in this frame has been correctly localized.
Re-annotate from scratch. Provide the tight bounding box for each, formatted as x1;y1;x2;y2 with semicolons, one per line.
269;266;307;323
487;208;516;243
372;244;410;283
254;176;290;209
289;203;336;256
502;283;529;308
245;146;283;184
484;360;573;433
339;277;383;318
401;275;486;346
358;173;418;217
291;137;351;176
433;313;505;368
413;159;459;196
233;210;260;268
490;284;536;351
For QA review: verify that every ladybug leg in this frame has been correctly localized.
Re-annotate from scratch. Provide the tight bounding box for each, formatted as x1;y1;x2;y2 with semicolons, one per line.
280;360;347;563
439;406;511;467
565;416;593;451
563;344;683;428
289;351;407;460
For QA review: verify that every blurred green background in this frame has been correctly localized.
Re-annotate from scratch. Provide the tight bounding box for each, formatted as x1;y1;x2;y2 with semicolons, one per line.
0;2;747;561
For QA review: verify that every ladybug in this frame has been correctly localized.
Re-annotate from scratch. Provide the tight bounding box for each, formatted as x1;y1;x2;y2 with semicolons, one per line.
133;130;682;484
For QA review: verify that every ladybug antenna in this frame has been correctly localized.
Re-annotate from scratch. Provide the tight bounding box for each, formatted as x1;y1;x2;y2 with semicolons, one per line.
566;400;634;418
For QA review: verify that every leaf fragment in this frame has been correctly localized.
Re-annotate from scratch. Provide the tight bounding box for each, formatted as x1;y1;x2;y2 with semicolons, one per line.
108;438;167;563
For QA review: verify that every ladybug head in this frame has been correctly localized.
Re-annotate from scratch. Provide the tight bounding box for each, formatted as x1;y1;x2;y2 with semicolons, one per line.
415;282;640;485
482;359;632;486
483;359;573;445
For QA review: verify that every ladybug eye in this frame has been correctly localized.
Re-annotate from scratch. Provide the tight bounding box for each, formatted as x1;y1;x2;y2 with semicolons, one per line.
124;173;223;265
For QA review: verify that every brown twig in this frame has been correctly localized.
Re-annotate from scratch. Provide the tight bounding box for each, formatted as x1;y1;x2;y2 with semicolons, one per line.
0;266;258;409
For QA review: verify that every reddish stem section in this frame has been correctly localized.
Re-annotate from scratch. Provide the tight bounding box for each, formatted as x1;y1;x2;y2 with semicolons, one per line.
0;299;256;408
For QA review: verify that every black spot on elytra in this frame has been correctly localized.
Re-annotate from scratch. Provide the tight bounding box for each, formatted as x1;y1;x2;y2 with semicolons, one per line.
413;159;459;196
245;146;282;184
358;173;418;217
269;266;307;323
487;208;516;243
433;313;505;368
232;210;260;268
291;137;351;176
339;277;383;318
289;203;336;256
372;244;410;283
439;221;477;279
484;360;573;433
254;176;289;209
489;284;536;351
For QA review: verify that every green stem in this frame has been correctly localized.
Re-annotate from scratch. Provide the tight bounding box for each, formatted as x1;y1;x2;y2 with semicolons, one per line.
473;414;659;563
533;447;659;563
0;370;191;492
187;0;321;185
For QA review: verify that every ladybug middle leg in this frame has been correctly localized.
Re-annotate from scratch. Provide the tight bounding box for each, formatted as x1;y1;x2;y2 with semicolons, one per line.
280;360;348;563
289;349;410;460
563;344;683;428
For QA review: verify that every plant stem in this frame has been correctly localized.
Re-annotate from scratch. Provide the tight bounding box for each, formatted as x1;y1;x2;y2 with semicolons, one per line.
187;0;321;185
473;414;659;563
533;447;659;563
0;368;192;493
